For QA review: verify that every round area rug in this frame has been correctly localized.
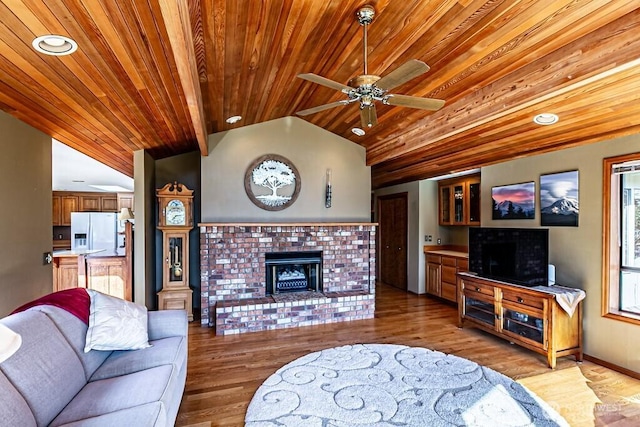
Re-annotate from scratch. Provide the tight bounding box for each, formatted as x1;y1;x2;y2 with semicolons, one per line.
245;344;568;427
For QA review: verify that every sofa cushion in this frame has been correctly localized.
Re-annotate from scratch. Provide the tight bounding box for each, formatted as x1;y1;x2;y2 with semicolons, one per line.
84;290;151;352
90;336;186;381
51;364;175;426
29;305;111;380
0;371;37;427
0;311;86;426
52;403;166;427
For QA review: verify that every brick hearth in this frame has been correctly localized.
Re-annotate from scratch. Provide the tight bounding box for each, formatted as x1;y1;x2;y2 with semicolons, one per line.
199;223;376;334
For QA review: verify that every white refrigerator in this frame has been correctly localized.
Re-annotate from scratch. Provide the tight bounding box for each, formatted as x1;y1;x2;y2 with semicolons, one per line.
71;212;118;251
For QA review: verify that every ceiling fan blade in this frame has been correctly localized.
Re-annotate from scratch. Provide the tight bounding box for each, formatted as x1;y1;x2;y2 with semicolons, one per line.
297;73;352;93
296;100;349;116
360;105;378;128
375;59;430;91
384;94;445;111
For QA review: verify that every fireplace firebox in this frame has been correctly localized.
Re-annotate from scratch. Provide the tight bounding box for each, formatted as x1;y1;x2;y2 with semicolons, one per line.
265;251;322;295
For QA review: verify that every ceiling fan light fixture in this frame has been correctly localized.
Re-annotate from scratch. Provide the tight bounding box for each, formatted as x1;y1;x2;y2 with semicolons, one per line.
352;127;365;136
533;113;559;125
32;35;78;56
226;115;242;124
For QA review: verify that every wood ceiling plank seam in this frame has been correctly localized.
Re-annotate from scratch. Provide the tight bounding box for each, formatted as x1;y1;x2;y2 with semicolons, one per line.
265;0;350;121
363;0;581;134
340;0;561;144
360;0;459;79
223;0;253;127
29;0;156;146
294;4;388;128
425;0;634;99
251;0;299;122
237;0;272;126
96;0;187;146
252;0;338;122
285;3;363;122
40;0;172;150
370;94;640;186
0;84;133;175
71;0;181;148
365;10;640;165
112;0;195;148
0;35;138;151
203;0;226;132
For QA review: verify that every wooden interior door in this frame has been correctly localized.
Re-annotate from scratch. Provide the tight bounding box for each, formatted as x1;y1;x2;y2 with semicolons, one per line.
378;193;408;290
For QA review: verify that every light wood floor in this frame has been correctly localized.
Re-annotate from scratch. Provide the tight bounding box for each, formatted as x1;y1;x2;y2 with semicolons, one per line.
177;283;640;426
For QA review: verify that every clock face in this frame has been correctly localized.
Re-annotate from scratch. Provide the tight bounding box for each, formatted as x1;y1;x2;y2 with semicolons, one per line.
166;199;186;225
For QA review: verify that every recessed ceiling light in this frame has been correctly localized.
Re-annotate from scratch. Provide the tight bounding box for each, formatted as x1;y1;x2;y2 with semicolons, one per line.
351;127;365;136
533;113;559;126
226;115;242;124
32;35;78;56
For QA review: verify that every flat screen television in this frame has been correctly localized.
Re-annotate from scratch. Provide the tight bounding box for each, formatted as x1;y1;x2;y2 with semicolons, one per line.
468;227;549;287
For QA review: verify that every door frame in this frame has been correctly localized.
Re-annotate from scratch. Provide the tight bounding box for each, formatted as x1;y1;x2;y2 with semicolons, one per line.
376;192;409;290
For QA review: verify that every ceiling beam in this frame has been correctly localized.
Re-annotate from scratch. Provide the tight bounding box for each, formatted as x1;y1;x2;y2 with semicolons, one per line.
158;0;208;156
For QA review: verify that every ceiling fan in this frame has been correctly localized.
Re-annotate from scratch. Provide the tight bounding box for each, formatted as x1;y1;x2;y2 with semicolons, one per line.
296;5;445;129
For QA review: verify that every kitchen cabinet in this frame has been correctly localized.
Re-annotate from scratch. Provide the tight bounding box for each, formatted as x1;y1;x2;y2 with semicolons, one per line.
101;196;118;212
438;174;480;226
117;192;134;211
425;249;468;303
458;273;583;368
52;194;78;226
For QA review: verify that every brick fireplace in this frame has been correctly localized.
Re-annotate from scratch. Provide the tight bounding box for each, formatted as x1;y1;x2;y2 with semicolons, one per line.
199;223;376;334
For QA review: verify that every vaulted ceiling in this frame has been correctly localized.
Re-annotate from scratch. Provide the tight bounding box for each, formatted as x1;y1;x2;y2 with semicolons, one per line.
1;1;639;189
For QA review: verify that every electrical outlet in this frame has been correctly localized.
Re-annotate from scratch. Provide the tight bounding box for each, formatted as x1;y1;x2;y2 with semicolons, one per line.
437;238;442;245
43;252;52;265
424;235;433;242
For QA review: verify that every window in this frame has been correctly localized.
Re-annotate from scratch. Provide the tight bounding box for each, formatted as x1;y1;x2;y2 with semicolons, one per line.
603;154;640;324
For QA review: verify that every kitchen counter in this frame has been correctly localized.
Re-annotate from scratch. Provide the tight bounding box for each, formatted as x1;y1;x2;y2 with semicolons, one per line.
424;249;468;258
52;249;106;258
423;245;468;258
53;248;125;258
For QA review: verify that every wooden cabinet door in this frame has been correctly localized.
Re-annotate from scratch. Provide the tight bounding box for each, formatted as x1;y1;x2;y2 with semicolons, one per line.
439;185;452;225
52;195;61;226
378;193;408;290
117;192;134;210
80;195;101;211
426;261;441;296
61;196;78;225
101;196;118;212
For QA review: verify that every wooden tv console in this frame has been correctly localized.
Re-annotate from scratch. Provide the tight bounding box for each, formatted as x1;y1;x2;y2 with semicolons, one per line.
458;272;583;368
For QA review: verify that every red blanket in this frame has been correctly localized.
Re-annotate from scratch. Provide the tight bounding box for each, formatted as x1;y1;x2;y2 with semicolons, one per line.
11;288;90;325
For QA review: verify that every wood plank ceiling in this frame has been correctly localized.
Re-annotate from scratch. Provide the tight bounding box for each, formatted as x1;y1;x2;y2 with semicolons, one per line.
1;1;639;189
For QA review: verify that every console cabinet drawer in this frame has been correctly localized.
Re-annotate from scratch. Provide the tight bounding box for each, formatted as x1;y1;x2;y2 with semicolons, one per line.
462;280;494;297
442;265;457;283
502;290;544;310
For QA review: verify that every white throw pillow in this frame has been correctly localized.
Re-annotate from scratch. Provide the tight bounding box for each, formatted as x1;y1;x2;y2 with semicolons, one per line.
84;290;151;352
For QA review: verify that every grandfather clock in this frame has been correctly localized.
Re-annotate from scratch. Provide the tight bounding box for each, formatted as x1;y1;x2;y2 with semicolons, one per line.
157;182;194;321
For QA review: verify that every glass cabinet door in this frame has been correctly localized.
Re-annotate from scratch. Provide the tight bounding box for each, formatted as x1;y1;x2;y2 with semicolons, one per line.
440;186;451;224
453;184;464;223
468;181;481;223
464;296;495;327
502;307;544;345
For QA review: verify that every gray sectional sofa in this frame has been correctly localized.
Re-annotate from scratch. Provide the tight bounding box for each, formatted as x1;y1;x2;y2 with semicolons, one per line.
0;304;187;426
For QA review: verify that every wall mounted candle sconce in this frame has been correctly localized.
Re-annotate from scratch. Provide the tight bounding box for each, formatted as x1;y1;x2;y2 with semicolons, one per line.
325;168;332;208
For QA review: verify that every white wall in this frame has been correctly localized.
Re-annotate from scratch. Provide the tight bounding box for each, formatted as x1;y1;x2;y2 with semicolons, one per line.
481;133;640;373
201;117;370;222
0;111;52;316
133;150;156;309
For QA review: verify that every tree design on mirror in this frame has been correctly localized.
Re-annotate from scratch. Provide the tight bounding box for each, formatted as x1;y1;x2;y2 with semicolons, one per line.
244;154;301;211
